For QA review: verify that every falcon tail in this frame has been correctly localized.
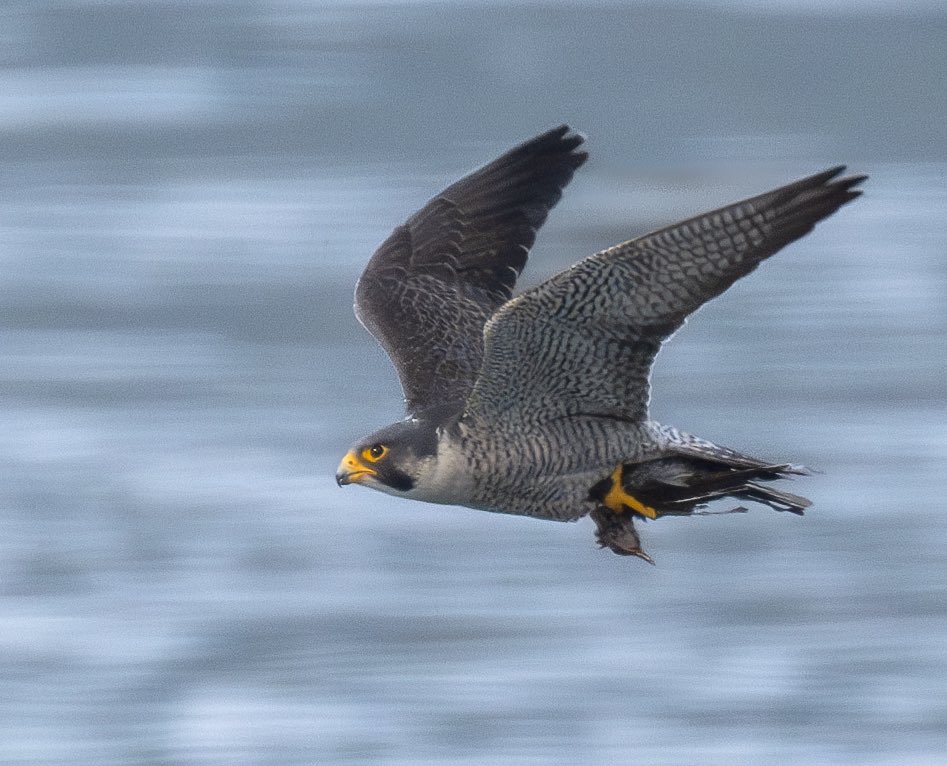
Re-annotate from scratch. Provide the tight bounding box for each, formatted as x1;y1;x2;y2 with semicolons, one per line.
588;452;810;561
617;457;812;517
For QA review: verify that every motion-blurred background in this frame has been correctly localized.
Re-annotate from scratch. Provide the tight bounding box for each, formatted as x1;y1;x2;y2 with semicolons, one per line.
1;2;945;764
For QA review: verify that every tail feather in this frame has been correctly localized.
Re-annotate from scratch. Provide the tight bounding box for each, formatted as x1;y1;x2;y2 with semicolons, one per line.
620;456;811;517
742;482;812;514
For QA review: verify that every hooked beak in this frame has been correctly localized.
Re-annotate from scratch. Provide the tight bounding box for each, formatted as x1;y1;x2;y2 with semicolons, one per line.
335;450;376;487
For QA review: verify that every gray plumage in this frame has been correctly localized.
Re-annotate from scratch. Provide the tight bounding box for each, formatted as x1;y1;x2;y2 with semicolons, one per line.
337;125;865;560
355;126;587;413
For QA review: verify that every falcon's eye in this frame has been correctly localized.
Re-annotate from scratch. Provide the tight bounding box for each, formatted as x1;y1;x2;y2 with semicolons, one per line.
363;444;388;462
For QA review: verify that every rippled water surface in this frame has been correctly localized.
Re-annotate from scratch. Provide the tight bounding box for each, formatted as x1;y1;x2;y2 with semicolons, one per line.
1;2;946;764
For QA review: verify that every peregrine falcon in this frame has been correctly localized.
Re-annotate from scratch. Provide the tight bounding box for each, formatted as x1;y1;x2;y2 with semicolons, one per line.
335;125;864;562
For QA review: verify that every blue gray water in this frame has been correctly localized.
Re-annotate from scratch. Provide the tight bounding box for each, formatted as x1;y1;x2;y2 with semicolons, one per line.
1;2;946;764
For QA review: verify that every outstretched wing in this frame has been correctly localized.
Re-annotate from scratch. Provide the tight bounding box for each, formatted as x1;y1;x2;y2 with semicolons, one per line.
464;166;866;424
355;125;588;414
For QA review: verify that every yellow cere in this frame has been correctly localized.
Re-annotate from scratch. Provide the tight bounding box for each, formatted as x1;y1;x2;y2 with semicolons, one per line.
603;465;659;520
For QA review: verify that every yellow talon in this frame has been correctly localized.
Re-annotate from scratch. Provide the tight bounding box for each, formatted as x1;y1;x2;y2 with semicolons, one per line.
602;465;659;520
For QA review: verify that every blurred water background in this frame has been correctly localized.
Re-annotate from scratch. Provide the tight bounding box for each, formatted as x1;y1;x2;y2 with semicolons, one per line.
1;1;946;764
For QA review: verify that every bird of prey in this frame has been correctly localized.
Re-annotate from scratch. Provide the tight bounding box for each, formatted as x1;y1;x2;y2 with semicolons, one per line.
336;125;864;562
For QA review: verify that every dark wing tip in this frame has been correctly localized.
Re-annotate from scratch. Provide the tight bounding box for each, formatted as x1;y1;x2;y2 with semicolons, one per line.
780;165;867;196
762;165;867;241
502;123;589;175
541;123;587;149
554;124;588;159
837;174;868;203
416;124;590;289
825;167;868;196
821;167;868;192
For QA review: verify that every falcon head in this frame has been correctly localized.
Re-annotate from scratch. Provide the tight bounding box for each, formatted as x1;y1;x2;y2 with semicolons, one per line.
335;418;439;497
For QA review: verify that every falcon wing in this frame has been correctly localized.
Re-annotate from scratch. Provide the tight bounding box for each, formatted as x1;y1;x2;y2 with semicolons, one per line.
464;166;866;424
355;125;587;414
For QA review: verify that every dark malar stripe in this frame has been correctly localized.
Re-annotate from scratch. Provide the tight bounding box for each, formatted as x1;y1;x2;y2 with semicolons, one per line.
385;469;415;492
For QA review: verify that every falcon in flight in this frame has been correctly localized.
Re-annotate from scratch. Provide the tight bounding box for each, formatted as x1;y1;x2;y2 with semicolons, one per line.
335;125;864;562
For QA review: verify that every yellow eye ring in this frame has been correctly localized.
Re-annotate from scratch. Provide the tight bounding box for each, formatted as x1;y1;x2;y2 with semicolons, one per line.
362;444;388;463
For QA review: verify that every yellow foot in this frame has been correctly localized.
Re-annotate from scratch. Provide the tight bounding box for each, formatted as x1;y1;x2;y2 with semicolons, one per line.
602;465;659;520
